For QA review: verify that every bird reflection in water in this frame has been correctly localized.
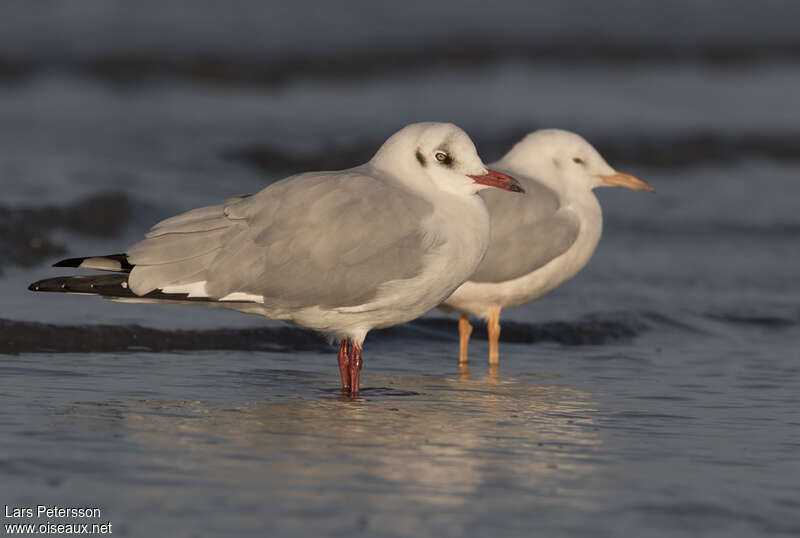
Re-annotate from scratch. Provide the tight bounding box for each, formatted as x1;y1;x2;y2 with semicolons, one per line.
458;361;500;381
63;371;605;535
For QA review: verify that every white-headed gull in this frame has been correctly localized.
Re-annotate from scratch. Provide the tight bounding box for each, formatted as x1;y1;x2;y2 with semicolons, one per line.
29;122;523;394
440;129;654;365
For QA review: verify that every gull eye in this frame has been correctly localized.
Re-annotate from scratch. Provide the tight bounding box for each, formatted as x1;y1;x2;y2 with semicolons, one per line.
573;157;585;165
435;151;453;165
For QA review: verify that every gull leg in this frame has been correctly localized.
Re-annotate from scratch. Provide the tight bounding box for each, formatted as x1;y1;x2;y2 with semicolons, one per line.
458;313;473;365
488;306;502;366
337;339;351;392
459;361;471;381
348;341;363;395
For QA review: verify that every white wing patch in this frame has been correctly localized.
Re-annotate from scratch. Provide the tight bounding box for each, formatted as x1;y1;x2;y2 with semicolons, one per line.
160;281;209;297
79;257;124;271
157;281;262;303
219;292;264;303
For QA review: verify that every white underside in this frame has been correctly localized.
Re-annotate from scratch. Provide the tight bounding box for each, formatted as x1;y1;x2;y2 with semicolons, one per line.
442;230;600;319
442;187;603;320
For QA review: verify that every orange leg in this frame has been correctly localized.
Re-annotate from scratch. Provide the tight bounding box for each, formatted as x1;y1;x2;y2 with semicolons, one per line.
458;313;473;365
487;306;502;365
459;361;471;381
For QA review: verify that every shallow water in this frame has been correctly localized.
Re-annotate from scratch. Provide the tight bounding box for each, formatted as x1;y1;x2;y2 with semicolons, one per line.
1;2;800;537
2;328;799;537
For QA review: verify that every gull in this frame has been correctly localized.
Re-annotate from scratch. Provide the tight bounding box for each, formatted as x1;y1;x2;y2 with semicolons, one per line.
28;122;523;394
441;129;654;365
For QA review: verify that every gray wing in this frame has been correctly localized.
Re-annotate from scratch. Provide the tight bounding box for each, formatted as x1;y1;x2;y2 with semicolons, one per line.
469;173;580;283
127;170;434;310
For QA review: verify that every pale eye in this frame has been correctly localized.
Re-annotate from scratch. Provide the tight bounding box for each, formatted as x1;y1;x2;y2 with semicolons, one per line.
573;157;585;165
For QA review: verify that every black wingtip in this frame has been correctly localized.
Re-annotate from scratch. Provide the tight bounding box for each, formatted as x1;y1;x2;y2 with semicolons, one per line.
28;281;42;292
53;257;84;268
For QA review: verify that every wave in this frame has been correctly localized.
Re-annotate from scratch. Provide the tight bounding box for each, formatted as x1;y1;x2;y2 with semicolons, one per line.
0;318;329;355
0;57;31;83
9;308;790;356
605;219;800;240
0;312;650;355
3;38;800;87
226;130;800;174
705;312;798;329
628;501;799;535
0;193;133;273
392;313;649;346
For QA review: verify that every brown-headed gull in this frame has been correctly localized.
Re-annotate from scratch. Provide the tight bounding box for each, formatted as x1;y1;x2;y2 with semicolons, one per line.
440;129;654;365
28;122;523;394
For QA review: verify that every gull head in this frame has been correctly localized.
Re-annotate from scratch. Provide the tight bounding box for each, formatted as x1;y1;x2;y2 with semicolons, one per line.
503;129;654;193
371;122;523;196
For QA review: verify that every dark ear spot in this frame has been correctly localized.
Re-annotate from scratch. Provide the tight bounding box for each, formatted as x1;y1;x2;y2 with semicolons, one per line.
416;150;426;166
553;158;561;168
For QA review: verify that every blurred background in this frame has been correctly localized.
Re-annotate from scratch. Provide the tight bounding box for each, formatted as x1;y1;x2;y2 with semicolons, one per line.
1;0;798;331
1;2;799;537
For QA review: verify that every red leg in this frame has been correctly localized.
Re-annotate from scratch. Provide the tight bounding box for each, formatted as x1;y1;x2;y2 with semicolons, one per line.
348;341;363;395
337;339;351;392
